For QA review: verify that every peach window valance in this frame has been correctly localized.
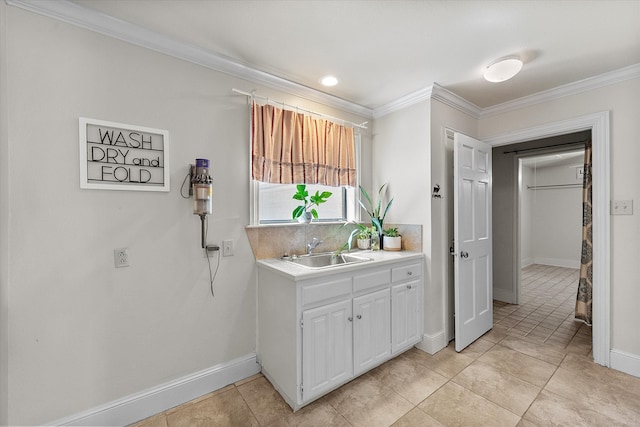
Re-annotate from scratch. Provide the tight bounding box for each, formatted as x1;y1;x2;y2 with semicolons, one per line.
251;101;356;187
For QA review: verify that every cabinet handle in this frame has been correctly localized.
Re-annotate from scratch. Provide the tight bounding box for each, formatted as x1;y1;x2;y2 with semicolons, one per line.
348;316;353;322
407;271;413;276
407;284;412;289
356;314;362;319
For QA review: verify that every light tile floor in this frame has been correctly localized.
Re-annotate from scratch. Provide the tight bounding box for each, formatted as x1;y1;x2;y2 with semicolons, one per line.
132;265;640;426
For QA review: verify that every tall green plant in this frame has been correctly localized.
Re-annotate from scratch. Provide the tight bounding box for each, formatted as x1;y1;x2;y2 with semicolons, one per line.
359;183;394;234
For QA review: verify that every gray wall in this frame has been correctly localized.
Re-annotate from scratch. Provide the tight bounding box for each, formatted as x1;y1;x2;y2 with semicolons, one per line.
522;159;583;268
0;5;371;424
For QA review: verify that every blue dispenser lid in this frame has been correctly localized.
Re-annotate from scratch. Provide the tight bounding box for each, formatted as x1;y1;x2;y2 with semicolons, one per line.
196;158;209;168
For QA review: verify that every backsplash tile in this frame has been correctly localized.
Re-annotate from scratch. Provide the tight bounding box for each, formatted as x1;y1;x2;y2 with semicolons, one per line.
246;223;422;260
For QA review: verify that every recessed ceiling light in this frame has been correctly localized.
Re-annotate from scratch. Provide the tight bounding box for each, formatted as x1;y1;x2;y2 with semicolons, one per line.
483;57;523;83
321;75;339;87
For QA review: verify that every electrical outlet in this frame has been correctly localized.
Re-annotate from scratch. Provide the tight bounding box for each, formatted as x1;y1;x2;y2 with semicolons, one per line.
114;248;129;268
611;200;633;215
223;239;234;257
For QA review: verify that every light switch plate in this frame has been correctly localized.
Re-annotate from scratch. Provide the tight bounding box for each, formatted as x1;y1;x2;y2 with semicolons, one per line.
223;239;234;256
611;200;633;215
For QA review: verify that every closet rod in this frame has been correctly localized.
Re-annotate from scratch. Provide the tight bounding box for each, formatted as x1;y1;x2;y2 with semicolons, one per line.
232;88;368;129
503;139;588;155
527;184;583;190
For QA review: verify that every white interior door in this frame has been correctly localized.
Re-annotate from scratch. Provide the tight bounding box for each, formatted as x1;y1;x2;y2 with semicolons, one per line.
454;133;493;351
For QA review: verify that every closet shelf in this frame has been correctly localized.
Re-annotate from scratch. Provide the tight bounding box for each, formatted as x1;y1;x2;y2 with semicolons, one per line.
527;184;582;190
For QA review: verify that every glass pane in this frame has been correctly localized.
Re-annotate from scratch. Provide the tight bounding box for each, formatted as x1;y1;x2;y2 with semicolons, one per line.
258;182;347;223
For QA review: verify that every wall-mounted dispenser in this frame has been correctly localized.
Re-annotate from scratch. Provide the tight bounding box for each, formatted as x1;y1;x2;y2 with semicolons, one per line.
191;158;213;248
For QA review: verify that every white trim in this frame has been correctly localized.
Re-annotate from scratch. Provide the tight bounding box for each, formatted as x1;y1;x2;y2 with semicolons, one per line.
484;111;611;368
48;353;260;427
415;331;447;355
521;258;533;268
374;65;640;119
610;349;640;378
373;86;433;119
481;64;640;118
430;84;483;118
487;112;605;147
5;0;373;120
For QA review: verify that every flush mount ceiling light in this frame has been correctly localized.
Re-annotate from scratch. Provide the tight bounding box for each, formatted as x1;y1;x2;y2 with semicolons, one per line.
321;75;339;87
483;57;523;83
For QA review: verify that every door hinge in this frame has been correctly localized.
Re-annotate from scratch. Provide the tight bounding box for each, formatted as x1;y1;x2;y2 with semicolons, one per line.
300;319;304;328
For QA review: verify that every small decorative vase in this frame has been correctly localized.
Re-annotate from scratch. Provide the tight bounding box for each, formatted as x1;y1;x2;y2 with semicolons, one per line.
383;236;402;251
370;233;380;251
297;211;312;224
357;238;371;250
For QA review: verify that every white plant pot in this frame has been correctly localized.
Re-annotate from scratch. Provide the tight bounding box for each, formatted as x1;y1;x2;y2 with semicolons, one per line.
383;235;401;251
297;211;312;224
357;238;371;250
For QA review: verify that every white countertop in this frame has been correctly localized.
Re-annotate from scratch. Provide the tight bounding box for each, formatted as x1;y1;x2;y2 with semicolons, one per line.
256;250;425;280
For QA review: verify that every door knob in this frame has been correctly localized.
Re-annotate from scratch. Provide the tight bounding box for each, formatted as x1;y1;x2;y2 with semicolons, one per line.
460;251;469;258
356;314;362;319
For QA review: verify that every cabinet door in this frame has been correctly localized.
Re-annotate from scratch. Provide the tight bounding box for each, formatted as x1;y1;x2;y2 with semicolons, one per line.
353;288;391;375
302;299;353;402
391;280;420;354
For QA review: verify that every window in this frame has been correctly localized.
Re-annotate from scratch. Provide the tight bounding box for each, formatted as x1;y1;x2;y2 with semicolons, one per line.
251;135;360;225
257;183;356;224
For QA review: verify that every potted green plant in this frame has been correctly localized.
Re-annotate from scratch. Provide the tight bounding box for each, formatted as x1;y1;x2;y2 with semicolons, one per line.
345;222;374;250
292;184;332;223
383;227;402;251
356;226;374;250
359;183;394;247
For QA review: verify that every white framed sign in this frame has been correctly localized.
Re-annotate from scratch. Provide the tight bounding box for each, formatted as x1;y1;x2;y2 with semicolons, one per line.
79;117;170;191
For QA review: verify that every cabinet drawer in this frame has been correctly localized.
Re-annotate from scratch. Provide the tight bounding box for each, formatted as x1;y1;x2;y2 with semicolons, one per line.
392;263;421;283
353;269;390;294
301;277;352;307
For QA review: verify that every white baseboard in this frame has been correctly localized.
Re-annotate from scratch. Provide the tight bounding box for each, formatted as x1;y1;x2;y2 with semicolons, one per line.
415;330;447;355
49;353;261;427
521;258;533;268
610;349;640;378
533;258;580;269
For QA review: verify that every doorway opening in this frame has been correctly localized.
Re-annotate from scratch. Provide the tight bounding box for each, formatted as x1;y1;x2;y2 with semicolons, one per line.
492;130;592;354
491;123;610;366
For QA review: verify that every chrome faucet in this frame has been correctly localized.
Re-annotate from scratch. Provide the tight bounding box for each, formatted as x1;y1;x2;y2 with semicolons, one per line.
307;237;323;255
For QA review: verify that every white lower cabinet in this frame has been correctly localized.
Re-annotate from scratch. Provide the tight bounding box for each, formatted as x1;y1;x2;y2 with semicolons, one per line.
257;255;423;410
353;288;391;375
301;299;353;401
391;279;420;354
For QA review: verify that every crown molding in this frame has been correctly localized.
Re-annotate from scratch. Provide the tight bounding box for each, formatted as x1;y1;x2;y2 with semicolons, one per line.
6;0;374;120
430;83;483;118
374;64;640;119
372;86;433;119
371;84;482;119
479;63;640;118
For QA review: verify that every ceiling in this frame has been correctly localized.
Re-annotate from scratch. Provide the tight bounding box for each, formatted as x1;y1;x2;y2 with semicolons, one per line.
65;1;640;111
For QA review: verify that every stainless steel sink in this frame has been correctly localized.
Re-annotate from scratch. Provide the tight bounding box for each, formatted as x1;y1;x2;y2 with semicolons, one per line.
284;252;372;269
